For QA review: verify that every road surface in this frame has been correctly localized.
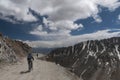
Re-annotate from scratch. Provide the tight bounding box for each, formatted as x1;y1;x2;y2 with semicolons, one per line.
0;56;80;80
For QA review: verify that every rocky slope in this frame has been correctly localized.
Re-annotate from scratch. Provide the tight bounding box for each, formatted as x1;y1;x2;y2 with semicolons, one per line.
46;37;120;80
0;33;31;63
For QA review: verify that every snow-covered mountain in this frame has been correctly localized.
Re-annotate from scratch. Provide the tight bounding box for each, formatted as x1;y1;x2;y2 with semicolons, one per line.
0;33;31;63
46;37;120;80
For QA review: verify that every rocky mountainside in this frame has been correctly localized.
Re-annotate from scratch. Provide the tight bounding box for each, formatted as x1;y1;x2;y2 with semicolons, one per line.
46;37;120;80
0;33;31;63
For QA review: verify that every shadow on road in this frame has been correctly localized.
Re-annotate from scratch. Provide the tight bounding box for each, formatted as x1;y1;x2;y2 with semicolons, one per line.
20;70;30;74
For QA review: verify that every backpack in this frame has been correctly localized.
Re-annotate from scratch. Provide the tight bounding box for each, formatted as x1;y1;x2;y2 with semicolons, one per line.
27;53;34;60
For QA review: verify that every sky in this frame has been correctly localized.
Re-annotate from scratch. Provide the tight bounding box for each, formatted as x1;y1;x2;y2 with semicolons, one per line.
0;0;120;48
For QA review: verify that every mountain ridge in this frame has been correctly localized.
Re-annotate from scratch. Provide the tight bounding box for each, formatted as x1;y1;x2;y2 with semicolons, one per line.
46;37;120;80
0;33;31;63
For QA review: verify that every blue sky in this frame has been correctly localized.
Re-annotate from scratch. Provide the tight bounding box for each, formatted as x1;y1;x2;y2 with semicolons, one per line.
0;0;120;48
72;7;120;35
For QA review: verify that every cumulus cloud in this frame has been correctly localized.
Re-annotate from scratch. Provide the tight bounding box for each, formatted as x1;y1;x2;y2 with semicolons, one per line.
30;25;48;36
116;14;120;24
28;0;119;39
96;0;120;11
25;29;120;48
0;0;120;48
30;17;83;40
0;0;119;22
118;14;120;20
0;0;37;22
92;15;102;23
30;0;120;21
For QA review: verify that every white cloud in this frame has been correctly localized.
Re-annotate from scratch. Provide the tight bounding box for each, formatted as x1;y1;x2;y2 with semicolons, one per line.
28;0;119;39
30;25;48;36
92;15;102;23
0;0;120;48
30;18;83;40
25;29;120;48
116;14;120;24
0;0;37;22
96;0;120;11
0;0;119;22
118;14;120;20
24;0;120;48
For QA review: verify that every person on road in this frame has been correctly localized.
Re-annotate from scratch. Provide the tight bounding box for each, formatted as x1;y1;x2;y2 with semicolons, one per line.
27;53;34;72
36;53;38;58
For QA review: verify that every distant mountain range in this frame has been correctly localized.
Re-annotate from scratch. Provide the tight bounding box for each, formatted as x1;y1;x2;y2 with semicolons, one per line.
46;37;120;80
32;47;54;54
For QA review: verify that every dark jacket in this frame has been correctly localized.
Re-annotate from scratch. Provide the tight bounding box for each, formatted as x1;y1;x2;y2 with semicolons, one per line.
27;53;34;61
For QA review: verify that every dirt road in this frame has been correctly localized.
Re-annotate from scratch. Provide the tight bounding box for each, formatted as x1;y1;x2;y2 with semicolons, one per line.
0;56;80;80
